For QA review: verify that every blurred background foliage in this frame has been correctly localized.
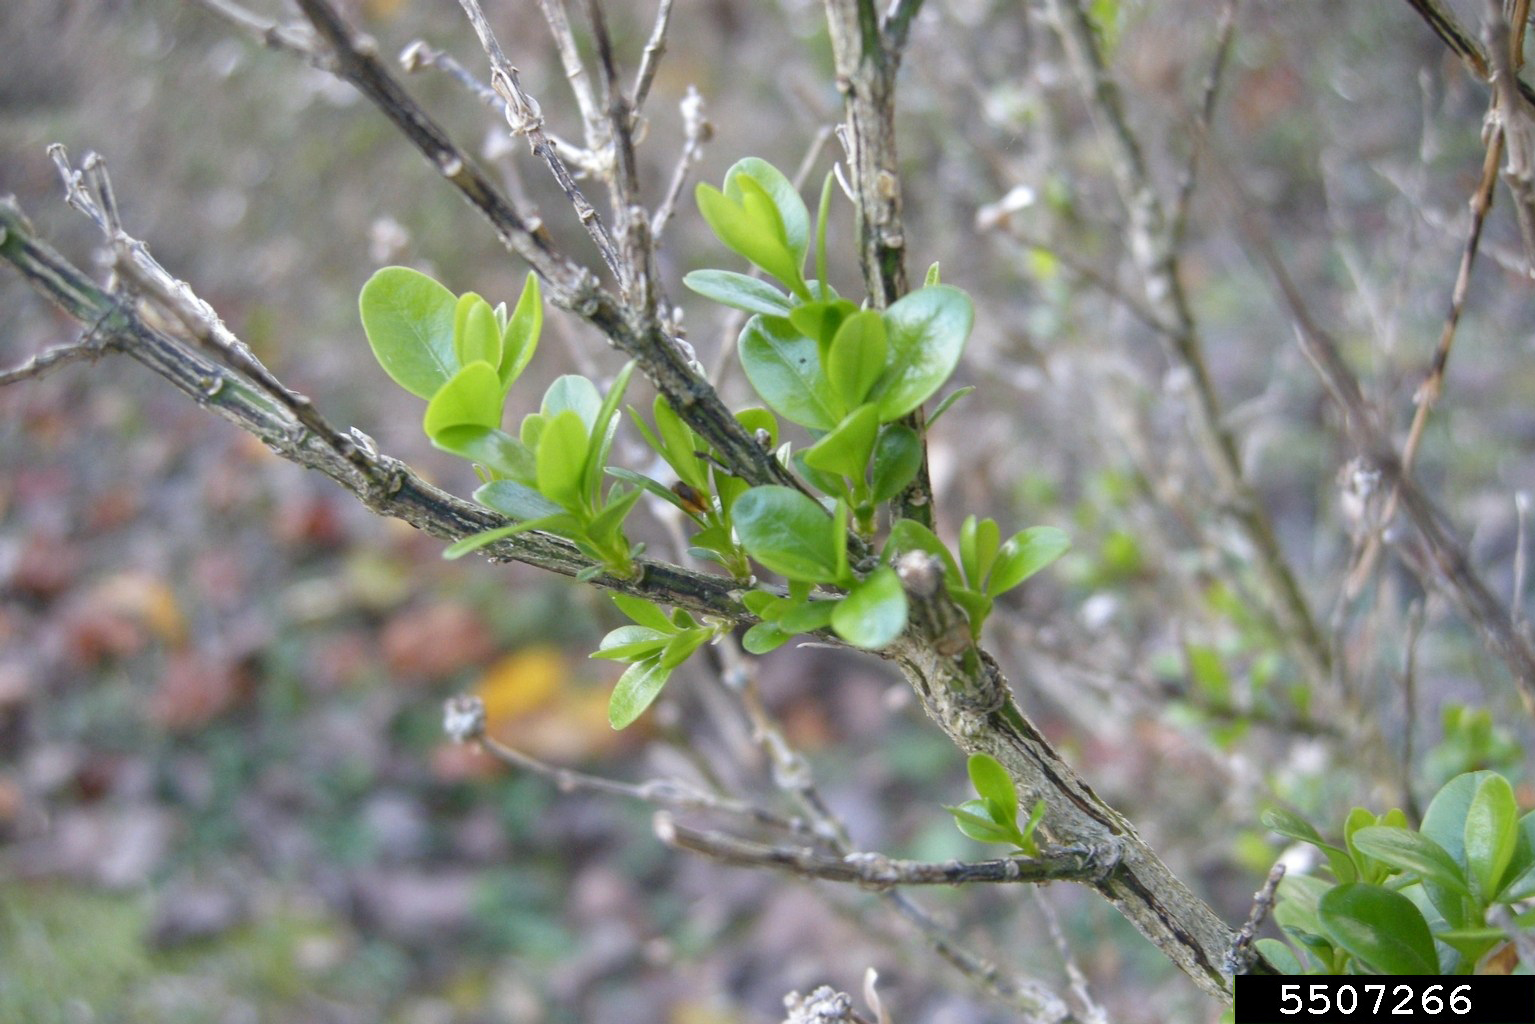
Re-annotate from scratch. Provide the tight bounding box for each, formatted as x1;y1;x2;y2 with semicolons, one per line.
2;0;1533;1021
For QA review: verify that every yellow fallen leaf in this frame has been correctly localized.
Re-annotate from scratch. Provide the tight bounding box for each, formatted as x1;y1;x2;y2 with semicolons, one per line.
475;646;566;728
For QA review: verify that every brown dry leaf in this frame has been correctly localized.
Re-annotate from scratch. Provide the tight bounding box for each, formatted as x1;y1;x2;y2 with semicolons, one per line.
1481;940;1520;975
380;601;496;683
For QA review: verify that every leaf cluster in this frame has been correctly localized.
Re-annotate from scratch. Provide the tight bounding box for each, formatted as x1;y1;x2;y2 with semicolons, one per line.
945;753;1047;855
1260;772;1535;975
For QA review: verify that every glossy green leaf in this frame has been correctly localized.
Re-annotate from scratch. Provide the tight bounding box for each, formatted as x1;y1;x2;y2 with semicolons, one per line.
738;314;840;430
359;266;459;399
1253;939;1305;975
789;299;855;358
742;621;794;654
967;753;1018;827
583;362;636;503
733;485;839;583
1501;811;1535;900
735;407;779;449
683;269;794;316
659;628;711;671
827;310;888;410
726;158;810;266
454;293;502;369
884;518;961;582
870;426;922;505
959;516;1000;590
500;273;542;389
590;625;672;662
1317;883;1439;974
987;526;1070;595
652;394;708;491
432;425;535;484
1262;806;1356;883
1465;773;1519;900
778;599;837;635
608;657;671;729
869;285;973;421
442;513;572;559
926;385;975;428
611;594;675;632
804;404;880;481
423;361;503;439
586;486;643;546
831;566;907;649
534;409;591;512
947;800;1022;845
696;177;804;293
1350;826;1471;896
474;479;565;521
541;374;602;431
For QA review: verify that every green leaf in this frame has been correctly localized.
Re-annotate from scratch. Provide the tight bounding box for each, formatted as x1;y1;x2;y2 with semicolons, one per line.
1253;939;1304;975
1350;826;1471;896
742;621;794;653
987;526;1070;595
454;293;502;369
924;261;941;287
612;593;676;631
583;362;636;503
1261;806;1356;883
608;657;671;729
683;269;794;316
733;486;840;583
500;273;542;389
1316;883;1439;974
926;385;975;428
1501;811;1535;900
589;625;672;661
826;310;889;410
535;409;592;513
804;404;880;481
696;178;805;293
541;375;602;431
870;426;922;505
831;567;907;649
726;158;810;266
475;479;565;521
869;285;973;421
738;314;840;430
947;800;1023;845
966;753;1018;827
586;485;643;547
359;266;459;399
789;299;855;359
959;515;1000;590
884;518;961;582
658;628;711;670
442;514;571;559
735;407;779;449
1465;773;1520;901
652;394;708;491
423;361;503;439
432;426;535;484
778;599;838;634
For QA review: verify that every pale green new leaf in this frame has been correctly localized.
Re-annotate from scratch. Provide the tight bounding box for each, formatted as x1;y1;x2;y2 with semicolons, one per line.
359;266;459;399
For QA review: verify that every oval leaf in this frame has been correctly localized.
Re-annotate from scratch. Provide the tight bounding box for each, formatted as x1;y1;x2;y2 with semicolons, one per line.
500;273;542;389
541;374;603;431
1350;826;1471;897
988;526;1070;596
830;566;907;649
827;310;889;410
967;753;1018;827
432;425;535;484
733;485;840;583
608;657;671;729
474;479;565;521
1465;773;1520;900
359;266;459;399
727;157;811;265
739;314;840;430
683;269;794;316
1317;883;1439;974
423;361;503;439
454;293;502;369
804;404;880;481
870;285;973;421
535;409;591;513
870;425;923;505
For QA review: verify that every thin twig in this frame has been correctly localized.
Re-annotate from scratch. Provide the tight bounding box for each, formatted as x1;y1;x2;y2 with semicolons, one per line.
441;696;816;837
1226;863;1284;974
655;814;1114;888
1035;892;1111;1024
651;85;711;242
0;331;113;386
1170;0;1239;253
631;0;675;117
533;0;606;146
1401;598;1426;820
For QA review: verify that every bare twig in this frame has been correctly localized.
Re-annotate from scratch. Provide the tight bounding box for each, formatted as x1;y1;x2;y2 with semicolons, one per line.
1226;863;1284;974
533;0;605;146
655;814;1115;888
441;696;815;837
651;85;711;242
1036;892;1111;1024
631;0;675;117
1170;0;1239;252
